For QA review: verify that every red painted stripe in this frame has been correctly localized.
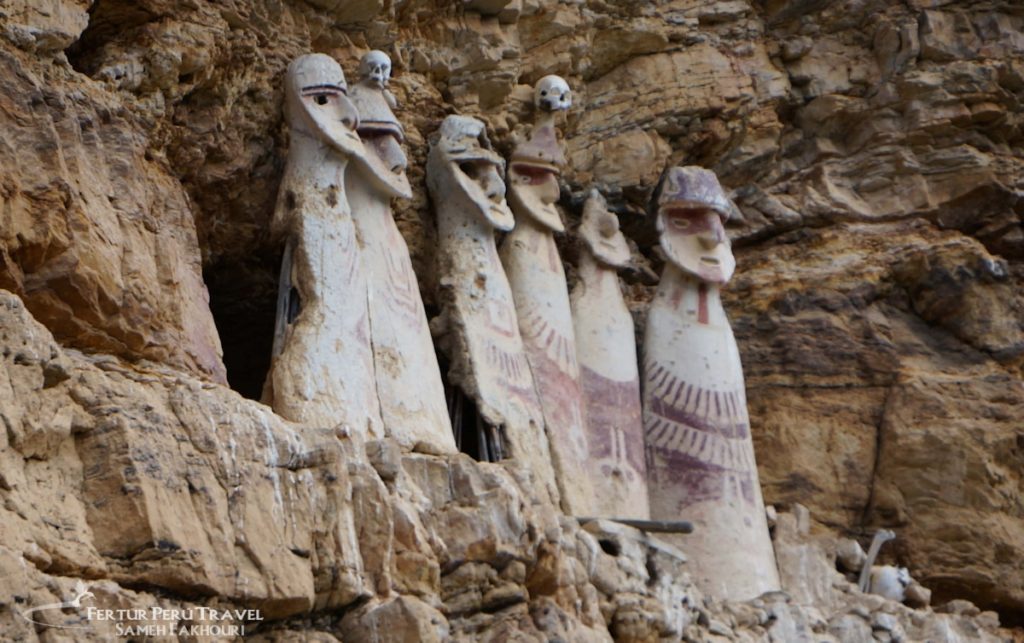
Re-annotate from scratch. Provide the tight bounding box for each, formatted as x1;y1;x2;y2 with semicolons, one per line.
698;283;709;325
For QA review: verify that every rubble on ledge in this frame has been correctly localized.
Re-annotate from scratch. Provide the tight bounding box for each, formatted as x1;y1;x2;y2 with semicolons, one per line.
0;291;1010;641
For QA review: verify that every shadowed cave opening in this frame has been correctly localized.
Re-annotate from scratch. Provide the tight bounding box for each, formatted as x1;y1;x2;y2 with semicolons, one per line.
204;253;280;401
435;347;502;463
929;583;1024;629
205;255;507;468
65;0;160;76
598;539;621;557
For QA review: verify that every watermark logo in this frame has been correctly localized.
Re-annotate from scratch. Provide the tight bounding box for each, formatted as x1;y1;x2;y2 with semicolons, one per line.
17;579;94;630
91;607;263;637
16;580;263;636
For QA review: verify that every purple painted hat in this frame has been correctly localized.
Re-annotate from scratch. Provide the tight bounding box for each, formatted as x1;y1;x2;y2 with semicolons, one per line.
657;166;732;220
511;122;566;169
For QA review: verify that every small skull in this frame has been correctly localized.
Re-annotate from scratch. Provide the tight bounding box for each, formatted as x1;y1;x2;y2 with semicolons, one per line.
360;50;392;87
534;75;571;112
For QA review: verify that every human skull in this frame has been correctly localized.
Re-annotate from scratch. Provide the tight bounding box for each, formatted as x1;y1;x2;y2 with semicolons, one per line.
360;50;392;87
534;75;571;112
868;565;911;602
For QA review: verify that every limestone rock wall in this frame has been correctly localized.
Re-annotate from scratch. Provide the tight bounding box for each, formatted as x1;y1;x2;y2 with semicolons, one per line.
1;0;226;382
1;0;1022;630
0;288;1010;641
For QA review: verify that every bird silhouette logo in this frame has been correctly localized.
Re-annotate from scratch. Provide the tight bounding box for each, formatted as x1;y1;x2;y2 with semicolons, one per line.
18;579;94;630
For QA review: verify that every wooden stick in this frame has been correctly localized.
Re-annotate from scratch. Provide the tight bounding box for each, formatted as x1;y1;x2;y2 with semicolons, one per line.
477;413;490;463
270;238;294;360
451;392;463;452
577;517;694;534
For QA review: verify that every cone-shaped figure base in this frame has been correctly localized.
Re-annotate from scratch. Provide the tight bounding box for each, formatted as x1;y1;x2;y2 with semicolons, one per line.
644;270;779;600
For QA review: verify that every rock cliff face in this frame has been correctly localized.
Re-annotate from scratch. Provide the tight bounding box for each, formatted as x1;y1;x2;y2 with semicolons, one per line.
1;0;1022;637
0;290;1010;641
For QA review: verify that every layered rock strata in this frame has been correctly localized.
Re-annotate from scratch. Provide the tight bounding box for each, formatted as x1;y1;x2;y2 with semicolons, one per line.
0;290;1011;641
1;0;1022;625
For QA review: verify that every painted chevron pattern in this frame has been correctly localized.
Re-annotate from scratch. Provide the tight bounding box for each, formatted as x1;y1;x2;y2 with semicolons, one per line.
484;338;534;395
486;300;518;339
518;304;577;374
644;358;756;506
381;242;424;321
582;366;645;474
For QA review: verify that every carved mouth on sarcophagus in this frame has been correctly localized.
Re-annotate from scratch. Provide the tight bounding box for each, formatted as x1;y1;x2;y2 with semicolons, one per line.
507;157;563;231
656;179;737;284
510;161;559;186
362;128;408;175
358;121;404;141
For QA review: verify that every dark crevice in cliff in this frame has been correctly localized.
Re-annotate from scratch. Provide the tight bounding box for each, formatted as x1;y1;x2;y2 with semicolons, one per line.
930;583;1024;630
437;349;496;463
204;253;280;400
114;577;221;605
65;0;163;76
857;383;895;531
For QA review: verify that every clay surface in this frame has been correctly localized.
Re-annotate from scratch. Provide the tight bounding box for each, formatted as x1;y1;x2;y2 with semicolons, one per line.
4;0;1024;629
571;191;649;520
427;115;558;503
501;76;595;515
262;54;382;434
347;51;456;454
643;167;779;600
0;289;1009;642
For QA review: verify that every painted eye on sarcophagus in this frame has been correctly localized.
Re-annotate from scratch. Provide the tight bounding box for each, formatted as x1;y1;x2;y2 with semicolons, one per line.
301;84;346;106
669;215;691;230
666;208;709;232
458;161;492;182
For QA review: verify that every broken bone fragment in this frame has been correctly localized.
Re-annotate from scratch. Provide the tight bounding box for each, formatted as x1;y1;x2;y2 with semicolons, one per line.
857;528;923;606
